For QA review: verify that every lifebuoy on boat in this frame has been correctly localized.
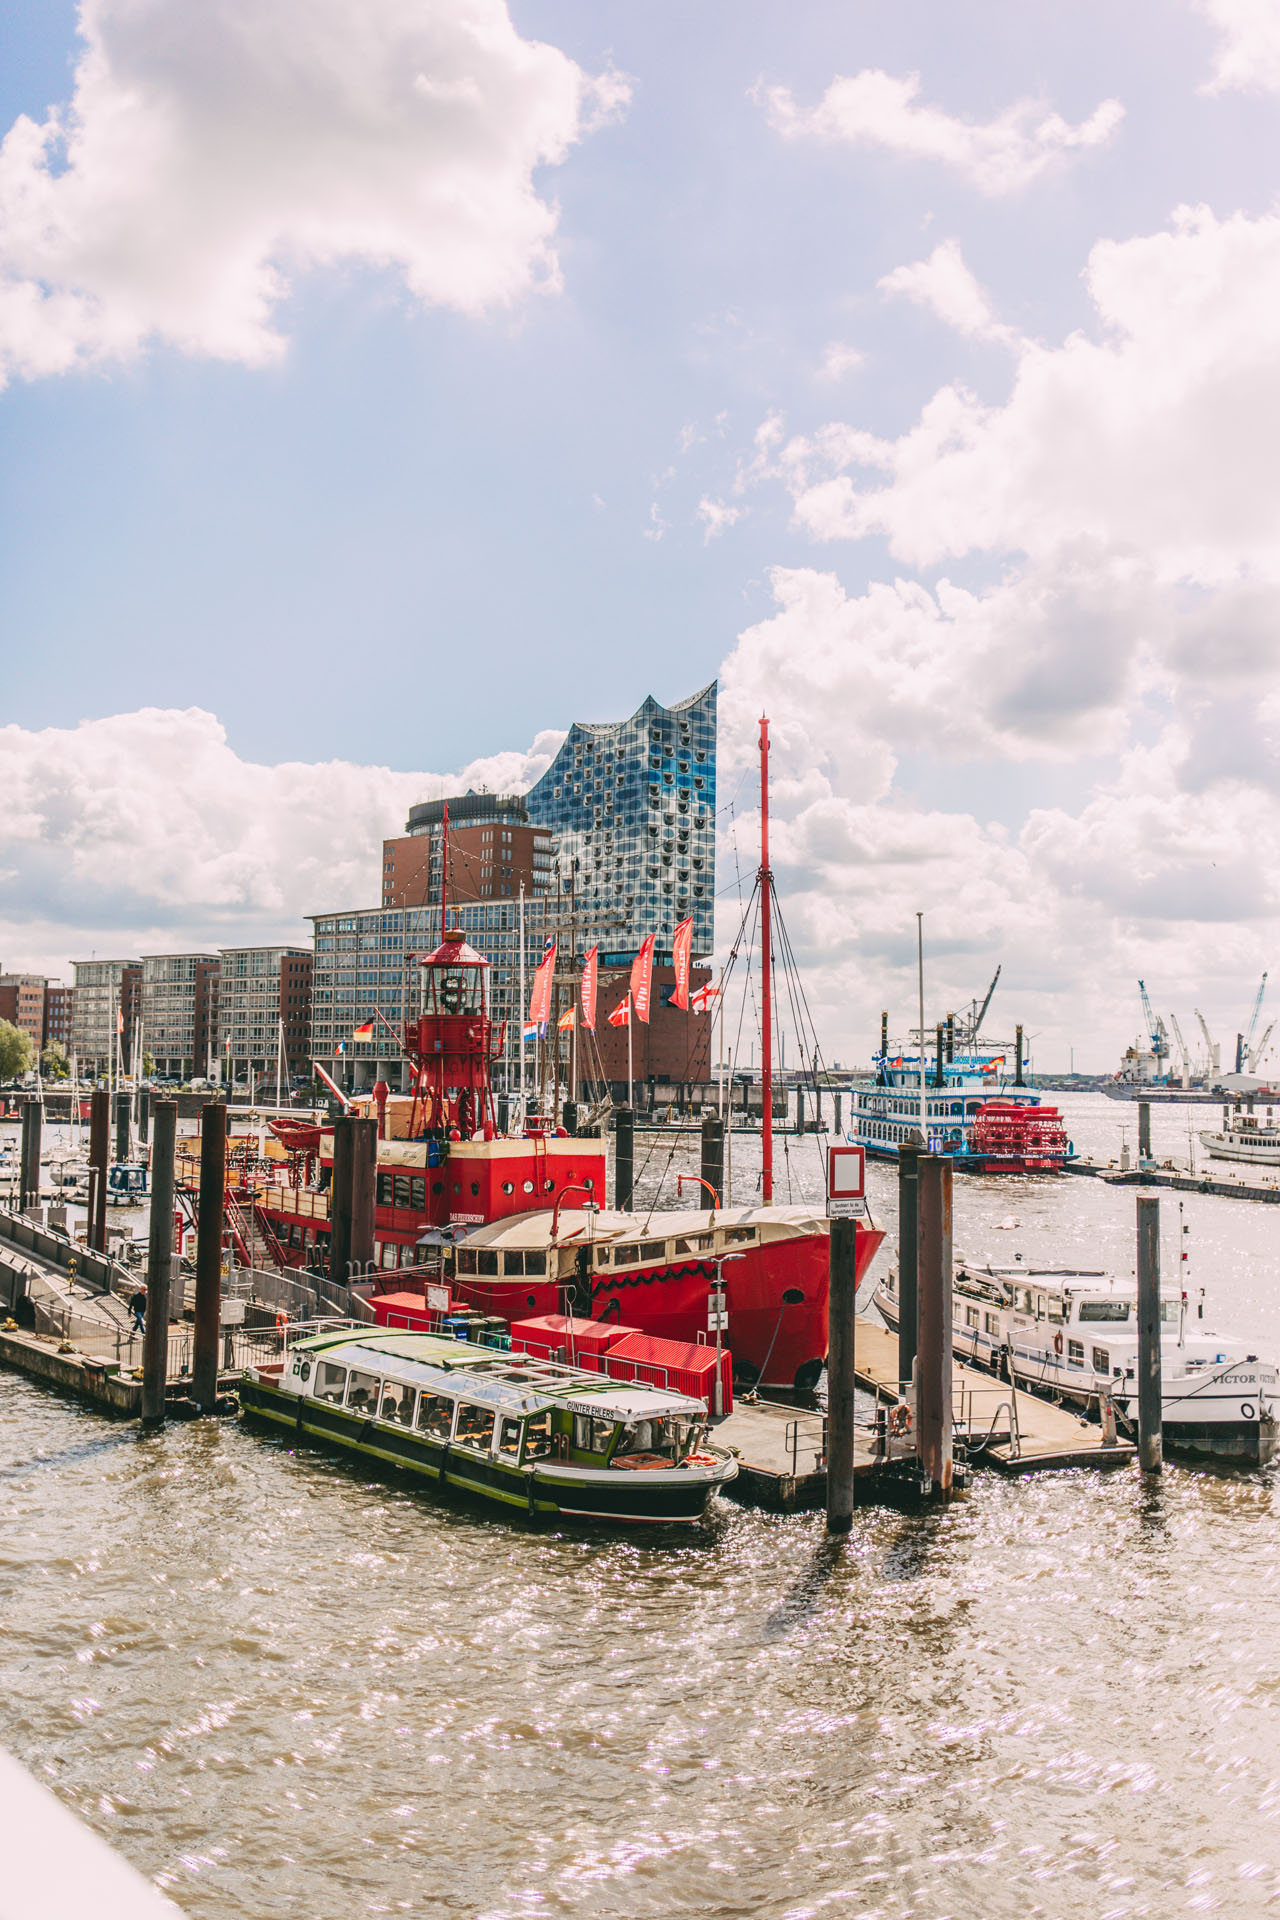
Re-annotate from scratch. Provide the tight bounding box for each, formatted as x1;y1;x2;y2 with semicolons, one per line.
1054;1332;1064;1356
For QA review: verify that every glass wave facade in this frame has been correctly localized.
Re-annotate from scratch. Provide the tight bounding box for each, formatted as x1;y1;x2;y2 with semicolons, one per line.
523;683;716;956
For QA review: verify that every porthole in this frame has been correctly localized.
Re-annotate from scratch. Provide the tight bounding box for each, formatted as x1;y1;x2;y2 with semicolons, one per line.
298;1360;311;1381
527;1293;537;1308
523;1179;535;1194
782;1288;805;1305
543;1179;555;1194
453;1182;461;1195
584;1177;594;1191
432;1180;443;1196
471;1181;481;1197
502;1181;514;1195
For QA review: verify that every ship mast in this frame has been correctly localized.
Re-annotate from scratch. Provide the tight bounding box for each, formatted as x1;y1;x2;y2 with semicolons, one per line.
759;714;773;1205
440;801;450;932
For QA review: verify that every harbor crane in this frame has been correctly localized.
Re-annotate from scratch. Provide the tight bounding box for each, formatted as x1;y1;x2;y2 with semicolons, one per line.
1168;1012;1192;1079
957;964;1001;1046
1195;1008;1219;1077
1250;1020;1276;1073
1237;972;1269;1073
1137;979;1171;1065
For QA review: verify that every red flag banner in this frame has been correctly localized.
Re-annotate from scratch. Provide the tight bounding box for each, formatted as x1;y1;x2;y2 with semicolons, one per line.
607;995;631;1028
581;945;598;1032
528;939;557;1034
630;934;656;1024
670;917;693;1010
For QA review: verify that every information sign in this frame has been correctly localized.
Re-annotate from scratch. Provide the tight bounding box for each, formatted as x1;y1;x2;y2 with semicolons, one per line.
827;1143;867;1219
707;1309;729;1331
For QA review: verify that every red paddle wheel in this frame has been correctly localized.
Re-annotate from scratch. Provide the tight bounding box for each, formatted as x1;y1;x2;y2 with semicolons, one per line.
969;1099;1068;1171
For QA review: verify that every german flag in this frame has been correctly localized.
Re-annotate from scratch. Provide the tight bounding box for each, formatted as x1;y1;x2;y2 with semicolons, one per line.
353;1017;375;1040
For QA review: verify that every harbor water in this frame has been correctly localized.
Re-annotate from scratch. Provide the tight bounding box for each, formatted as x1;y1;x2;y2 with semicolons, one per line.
4;1094;1280;1915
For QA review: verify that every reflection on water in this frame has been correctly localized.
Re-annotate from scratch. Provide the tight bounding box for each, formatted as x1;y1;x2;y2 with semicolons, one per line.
1;1094;1280;1915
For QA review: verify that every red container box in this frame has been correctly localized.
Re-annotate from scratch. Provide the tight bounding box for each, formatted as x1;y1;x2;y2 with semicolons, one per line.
602;1331;733;1414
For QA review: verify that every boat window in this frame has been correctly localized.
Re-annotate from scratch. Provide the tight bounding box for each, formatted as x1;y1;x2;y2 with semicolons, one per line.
393;1174;413;1208
345;1371;380;1415
1078;1301;1130;1322
496;1417;523;1460
475;1251;499;1276
523;1412;554;1458
1019;1289;1034;1314
984;1312;1000;1335
1067;1340;1085;1366
1047;1303;1065;1324
411;1177;426;1210
614;1244;640;1264
1160;1300;1180;1324
723;1228;755;1246
615;1417;696;1462
1091;1348;1111;1375
454;1402;496;1450
456;1250;477;1275
523;1251;546;1276
573;1415;617;1455
379;1382;415;1427
415;1393;454;1440
502;1253;524;1275
639;1242;665;1262
315;1361;348;1403
593;1248;611;1266
964;1306;979;1329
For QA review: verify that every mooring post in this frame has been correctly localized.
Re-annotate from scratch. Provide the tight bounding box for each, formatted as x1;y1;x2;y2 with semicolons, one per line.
1138;1099;1152;1167
916;1152;954;1497
796;1087;805;1135
20;1095;42;1213
191;1100;226;1410
826;1215;858;1533
614;1106;634;1212
700;1113;724;1203
114;1091;130;1165
349;1116;377;1282
141;1101;177;1425
329;1116;354;1285
897;1140;921;1391
88;1085;109;1252
138;1088;150;1146
1014;1025;1025;1087
834;1091;842;1135
1136;1193;1163;1472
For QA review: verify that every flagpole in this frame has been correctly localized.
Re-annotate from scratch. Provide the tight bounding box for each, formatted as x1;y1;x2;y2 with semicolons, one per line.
518;883;526;1100
627;999;633;1109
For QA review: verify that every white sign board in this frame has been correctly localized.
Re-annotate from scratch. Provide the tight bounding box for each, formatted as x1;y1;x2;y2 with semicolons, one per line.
827;1143;866;1219
707;1309;729;1331
426;1284;451;1313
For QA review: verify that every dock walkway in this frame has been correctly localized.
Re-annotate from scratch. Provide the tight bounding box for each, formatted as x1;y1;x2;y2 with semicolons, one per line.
1067;1156;1280;1204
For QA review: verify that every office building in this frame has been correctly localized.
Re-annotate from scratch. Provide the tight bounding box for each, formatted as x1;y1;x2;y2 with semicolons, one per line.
71;959;142;1074
0;975;46;1053
140;954;220;1080
382;793;554;908
217;947;312;1089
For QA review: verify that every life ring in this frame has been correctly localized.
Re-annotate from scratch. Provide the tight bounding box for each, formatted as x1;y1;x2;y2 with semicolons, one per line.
889;1403;911;1436
1054;1332;1064;1356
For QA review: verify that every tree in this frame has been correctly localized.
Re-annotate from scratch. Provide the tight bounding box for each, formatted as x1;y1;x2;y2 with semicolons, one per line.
0;1020;34;1081
143;1051;156;1077
41;1040;69;1079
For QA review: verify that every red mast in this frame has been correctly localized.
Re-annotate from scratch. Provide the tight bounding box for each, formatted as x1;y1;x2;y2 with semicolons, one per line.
759;714;773;1205
440;801;450;931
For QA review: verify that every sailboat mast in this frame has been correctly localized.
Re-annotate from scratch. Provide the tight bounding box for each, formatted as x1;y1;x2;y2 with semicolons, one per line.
759;714;774;1205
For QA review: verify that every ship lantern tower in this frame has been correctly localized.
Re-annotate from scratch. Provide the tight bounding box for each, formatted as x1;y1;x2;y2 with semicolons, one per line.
405;930;502;1142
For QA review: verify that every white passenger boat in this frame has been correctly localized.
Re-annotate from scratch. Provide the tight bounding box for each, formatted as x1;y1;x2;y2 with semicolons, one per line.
1199;1107;1280;1166
872;1264;1279;1466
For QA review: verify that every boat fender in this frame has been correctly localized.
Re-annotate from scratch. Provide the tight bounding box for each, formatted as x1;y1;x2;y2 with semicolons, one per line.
438;1441;450;1485
889;1403;911;1437
687;1451;718;1466
1054;1332;1064;1356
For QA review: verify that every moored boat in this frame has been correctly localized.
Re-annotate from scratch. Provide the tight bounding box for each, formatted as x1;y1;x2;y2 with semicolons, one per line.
240;1325;737;1523
1199;1105;1280;1165
872;1263;1279;1466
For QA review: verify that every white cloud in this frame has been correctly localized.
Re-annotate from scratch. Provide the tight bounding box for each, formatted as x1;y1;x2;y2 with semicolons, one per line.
0;0;627;386
878;239;1015;343
818;341;864;380
762;69;1123;195
0;707;561;975
697;496;743;541
1195;0;1280;93
772;205;1280;582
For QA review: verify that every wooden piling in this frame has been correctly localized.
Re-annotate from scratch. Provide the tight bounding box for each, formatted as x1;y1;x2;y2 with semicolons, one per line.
141;1100;176;1425
700;1114;724;1203
1138;1099;1152;1164
614;1106;634;1212
916;1152;954;1497
114;1091;130;1164
1136;1193;1163;1472
20;1096;41;1212
191;1100;226;1410
329;1117;354;1285
897;1140;921;1390
825;1215;858;1533
349;1116;377;1281
138;1088;150;1146
88;1086;109;1253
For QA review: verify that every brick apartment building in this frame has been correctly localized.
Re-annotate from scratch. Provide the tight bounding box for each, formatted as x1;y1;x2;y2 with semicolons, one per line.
140;953;221;1079
382;793;554;909
0;974;46;1054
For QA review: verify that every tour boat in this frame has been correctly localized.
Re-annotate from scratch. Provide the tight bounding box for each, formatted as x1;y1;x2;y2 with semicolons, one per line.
1198;1107;1280;1166
872;1263;1279;1466
851;1054;1070;1173
239;1325;738;1524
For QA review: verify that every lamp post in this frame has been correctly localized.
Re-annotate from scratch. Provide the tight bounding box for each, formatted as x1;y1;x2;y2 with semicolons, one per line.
709;1252;744;1417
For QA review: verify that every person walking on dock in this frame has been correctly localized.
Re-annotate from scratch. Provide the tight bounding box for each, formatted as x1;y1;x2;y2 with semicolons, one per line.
129;1287;146;1336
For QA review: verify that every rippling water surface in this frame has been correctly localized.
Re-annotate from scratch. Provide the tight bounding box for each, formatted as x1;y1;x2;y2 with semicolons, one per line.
4;1094;1280;1916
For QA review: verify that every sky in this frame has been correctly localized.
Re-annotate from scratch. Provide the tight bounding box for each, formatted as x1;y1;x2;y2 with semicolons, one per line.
1;0;1279;1072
